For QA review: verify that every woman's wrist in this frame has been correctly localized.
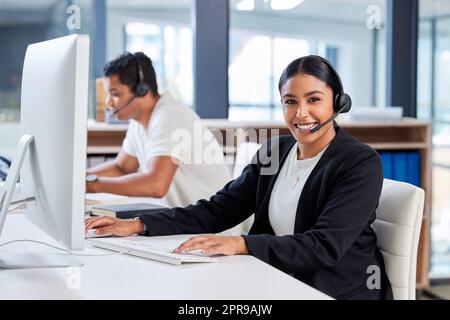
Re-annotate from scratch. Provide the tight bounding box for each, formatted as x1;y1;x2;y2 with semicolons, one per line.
131;217;145;234
238;236;249;255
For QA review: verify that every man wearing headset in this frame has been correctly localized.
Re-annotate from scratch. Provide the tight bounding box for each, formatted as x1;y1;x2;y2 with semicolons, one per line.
86;52;231;207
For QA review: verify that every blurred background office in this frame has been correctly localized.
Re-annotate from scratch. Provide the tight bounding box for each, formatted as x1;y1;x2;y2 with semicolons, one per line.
1;0;450;298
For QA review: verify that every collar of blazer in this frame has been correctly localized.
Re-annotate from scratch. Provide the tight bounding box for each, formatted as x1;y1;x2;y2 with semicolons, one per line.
259;124;348;176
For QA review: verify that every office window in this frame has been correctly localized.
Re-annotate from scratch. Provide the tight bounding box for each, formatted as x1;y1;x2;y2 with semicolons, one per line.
106;0;193;108
0;0;194;155
229;31;309;120
0;0;81;155
418;0;450;278
229;0;387;121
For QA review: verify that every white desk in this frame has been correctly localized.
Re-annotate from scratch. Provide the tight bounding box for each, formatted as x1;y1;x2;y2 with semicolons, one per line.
0;214;332;300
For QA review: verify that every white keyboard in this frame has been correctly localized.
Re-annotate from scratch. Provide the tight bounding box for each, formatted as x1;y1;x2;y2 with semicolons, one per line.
88;238;218;265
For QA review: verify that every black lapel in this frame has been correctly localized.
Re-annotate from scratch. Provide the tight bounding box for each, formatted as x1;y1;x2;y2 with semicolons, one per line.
293;126;346;232
251;136;296;234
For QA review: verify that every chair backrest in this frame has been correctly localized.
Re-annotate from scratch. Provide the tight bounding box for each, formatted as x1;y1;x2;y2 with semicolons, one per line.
372;179;425;300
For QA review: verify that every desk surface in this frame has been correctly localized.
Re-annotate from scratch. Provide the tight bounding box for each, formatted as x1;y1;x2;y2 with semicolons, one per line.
0;214;332;300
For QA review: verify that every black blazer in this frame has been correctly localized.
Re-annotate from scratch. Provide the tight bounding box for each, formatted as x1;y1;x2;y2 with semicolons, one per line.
137;126;393;300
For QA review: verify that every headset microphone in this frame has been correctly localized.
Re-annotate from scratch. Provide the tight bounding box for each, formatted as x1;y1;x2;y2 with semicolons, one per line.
309;95;351;134
111;96;136;115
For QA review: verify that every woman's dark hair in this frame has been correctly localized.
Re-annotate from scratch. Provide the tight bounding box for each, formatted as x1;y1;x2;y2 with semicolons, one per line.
278;55;342;98
103;52;158;96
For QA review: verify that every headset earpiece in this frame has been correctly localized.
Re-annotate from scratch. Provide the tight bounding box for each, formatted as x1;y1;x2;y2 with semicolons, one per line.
134;82;150;97
133;53;150;97
338;93;352;113
334;93;352;113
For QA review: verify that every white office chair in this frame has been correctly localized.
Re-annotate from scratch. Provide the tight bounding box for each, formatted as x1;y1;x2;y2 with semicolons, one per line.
372;179;425;300
220;142;261;236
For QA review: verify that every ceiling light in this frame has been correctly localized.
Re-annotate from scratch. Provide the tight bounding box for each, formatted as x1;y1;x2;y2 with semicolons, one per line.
271;0;304;10
236;0;255;11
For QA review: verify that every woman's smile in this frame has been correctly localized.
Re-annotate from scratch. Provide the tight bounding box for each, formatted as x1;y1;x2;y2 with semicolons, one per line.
293;121;319;133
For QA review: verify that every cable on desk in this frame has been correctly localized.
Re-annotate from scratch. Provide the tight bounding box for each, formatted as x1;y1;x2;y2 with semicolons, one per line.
0;239;127;257
6;204;26;213
0;196;36;210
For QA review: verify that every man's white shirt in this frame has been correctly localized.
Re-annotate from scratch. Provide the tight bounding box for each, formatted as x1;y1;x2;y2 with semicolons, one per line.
122;92;231;207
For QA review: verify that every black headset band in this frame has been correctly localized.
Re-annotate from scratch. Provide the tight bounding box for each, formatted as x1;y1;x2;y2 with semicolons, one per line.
309;55;344;95
128;52;151;97
131;53;145;86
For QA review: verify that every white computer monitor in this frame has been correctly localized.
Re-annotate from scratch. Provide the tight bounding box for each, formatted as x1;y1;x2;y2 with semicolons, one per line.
0;34;89;267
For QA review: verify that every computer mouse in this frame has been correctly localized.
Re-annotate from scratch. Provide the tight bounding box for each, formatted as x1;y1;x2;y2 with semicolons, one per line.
85;229;113;239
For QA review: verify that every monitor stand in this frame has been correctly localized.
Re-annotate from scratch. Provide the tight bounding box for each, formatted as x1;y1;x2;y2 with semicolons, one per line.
0;135;83;269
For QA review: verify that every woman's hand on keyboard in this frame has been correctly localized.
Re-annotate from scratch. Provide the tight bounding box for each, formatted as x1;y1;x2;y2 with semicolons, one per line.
173;235;249;256
84;216;144;237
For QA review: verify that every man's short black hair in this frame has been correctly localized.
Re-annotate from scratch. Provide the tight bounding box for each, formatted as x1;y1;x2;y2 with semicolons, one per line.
103;52;158;96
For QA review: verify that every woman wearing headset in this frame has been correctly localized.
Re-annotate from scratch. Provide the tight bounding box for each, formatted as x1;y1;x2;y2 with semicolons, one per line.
85;56;393;300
